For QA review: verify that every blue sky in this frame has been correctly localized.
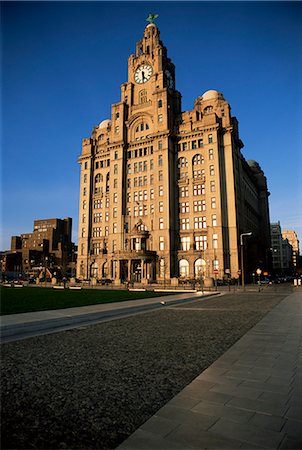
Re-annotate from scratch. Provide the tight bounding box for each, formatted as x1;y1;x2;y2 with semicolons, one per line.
1;1;302;250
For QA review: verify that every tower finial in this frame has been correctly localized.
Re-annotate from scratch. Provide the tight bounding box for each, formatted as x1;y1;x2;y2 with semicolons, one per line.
146;13;159;24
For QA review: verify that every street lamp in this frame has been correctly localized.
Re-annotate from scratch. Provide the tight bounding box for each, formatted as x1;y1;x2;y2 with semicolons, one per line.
240;232;252;290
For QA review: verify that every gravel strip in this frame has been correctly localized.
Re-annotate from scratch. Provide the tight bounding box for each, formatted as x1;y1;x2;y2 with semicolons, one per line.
1;289;290;449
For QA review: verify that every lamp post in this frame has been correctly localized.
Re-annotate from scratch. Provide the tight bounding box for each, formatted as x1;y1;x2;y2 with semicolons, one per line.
240;232;252;290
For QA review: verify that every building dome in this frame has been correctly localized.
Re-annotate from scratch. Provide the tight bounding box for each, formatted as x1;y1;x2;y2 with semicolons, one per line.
98;119;111;129
201;90;220;100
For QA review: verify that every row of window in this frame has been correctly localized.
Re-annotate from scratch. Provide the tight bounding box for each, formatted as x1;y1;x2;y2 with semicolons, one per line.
178;151;214;167
80;234;218;255
178;134;213;152
127;146;154;159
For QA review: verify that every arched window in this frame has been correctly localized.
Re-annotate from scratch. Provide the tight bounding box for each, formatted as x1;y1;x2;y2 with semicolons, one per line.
159;258;166;277
90;262;99;279
179;259;189;278
192;154;203;165
204;106;213;114
102;262;108;278
95;173;102;183
139;89;147;104
178;157;188;168
194;259;206;278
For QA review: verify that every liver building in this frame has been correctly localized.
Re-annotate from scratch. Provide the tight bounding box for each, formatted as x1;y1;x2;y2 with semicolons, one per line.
77;19;271;285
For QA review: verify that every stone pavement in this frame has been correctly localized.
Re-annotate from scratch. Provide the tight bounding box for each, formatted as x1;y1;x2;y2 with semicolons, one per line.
118;290;302;449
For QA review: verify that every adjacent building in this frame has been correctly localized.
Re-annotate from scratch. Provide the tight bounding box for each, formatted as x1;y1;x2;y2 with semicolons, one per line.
77;21;271;284
2;218;76;277
282;229;300;274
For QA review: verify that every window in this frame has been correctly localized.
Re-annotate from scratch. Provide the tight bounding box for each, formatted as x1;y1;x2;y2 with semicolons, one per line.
114;164;118;175
195;258;206;277
150;189;154;199
114;179;118;188
83;187;86;196
115;112;120;119
150;174;154;185
195;235;207;250
114;151;118;160
194;216;207;229
159;201;164;212
82;214;86;223
158;114;163;123
127;164;131;174
180;186;189;197
114;193;118;203
159;236;165;251
198;139;204;148
208;134;213;144
83;200;87;210
93;212;102;223
180;218;190;230
105;212;109;222
192;154;202;165
193;200;206;212
210;165;215;176
81;228;86;238
159;186;164;196
212;214;217;227
83;174;87;183
178;157;188;168
180;202;189;213
150;159;154;170
213;259;219;271
159;218;164;229
93;227;102;237
94;199;102;209
192;140;197;149
144;190;148;201
204;106;213;113
193;184;205;196
113;223;117;234
182;142;188;151
209;149;214;160
179;259;189;277
115;126;119;134
158;155;163;166
211;197;216;209
113;207;117;218
139;90;147;104
213;234;218;249
80;243;84;256
159;258;166;277
181;237;190;251
158;141;163;150
158;99;162;108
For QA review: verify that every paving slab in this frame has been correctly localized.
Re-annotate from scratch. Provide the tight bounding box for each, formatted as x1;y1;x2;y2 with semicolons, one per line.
118;291;302;449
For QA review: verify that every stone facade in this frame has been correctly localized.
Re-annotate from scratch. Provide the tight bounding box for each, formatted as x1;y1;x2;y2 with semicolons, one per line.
77;23;271;284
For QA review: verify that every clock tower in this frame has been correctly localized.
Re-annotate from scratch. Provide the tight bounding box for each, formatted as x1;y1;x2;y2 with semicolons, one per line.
115;21;182;282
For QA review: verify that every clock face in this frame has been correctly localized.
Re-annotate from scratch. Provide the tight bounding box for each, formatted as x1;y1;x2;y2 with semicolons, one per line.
165;70;174;89
134;64;152;84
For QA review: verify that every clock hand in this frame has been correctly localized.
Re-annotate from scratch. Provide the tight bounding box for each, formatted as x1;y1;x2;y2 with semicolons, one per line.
142;71;145;82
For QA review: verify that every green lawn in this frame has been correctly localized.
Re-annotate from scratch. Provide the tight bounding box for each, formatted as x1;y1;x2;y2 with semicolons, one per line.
0;286;174;315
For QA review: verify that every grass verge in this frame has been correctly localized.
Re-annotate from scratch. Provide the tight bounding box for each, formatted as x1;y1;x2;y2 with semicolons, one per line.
0;286;174;315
